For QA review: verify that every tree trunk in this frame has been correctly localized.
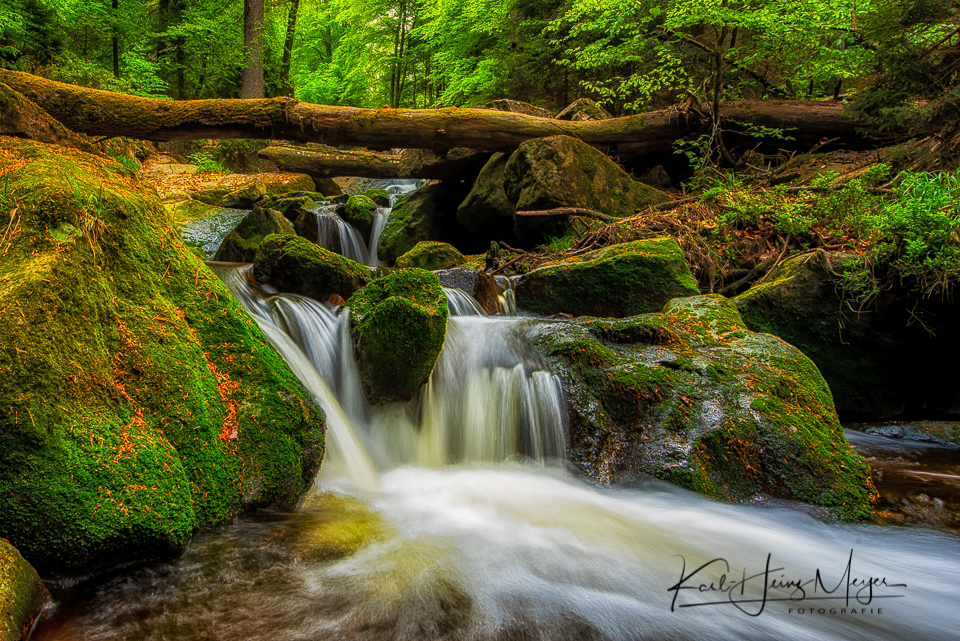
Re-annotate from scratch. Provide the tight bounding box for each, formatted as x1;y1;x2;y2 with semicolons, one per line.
0;70;871;158
280;0;300;97
241;0;265;99
112;0;120;79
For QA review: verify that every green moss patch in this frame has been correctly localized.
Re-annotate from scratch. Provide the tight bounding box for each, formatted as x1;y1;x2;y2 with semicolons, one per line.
253;234;372;302
348;269;448;405
395;241;465;271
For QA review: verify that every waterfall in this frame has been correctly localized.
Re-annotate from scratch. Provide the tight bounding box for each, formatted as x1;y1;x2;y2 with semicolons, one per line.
35;262;960;641
495;275;517;316
443;286;487;316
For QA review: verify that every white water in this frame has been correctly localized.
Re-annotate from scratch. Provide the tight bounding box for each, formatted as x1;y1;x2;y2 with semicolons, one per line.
35;266;960;641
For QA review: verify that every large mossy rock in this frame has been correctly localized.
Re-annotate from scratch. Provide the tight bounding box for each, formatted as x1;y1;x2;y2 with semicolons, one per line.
377;182;467;263
0;138;325;574
253;234;372;301
213;206;295;262
532;295;876;520
456;152;516;244
516;238;700;317
555;98;613;121
503;135;670;246
0;539;48;641
734;251;960;419
395;241;465;271
348;270;448;405
185;173;315;207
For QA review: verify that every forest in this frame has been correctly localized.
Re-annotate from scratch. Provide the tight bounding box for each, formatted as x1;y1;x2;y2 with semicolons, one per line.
2;0;960;640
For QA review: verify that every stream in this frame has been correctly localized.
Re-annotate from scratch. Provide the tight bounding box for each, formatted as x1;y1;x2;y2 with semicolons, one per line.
31;184;960;640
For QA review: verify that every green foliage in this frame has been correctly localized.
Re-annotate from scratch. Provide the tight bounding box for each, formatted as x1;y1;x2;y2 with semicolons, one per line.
187;150;229;174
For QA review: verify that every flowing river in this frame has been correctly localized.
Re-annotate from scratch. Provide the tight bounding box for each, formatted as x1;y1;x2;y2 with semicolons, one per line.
32;264;960;640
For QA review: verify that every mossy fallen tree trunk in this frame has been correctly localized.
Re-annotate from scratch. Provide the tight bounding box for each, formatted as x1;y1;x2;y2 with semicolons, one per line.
259;146;402;179
0;70;868;158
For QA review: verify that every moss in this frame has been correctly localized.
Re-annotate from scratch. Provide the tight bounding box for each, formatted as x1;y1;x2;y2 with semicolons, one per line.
348;269;448;405
343;195;377;241
395;241;465;271
376;182;453;263
0;538;48;641
253;234;372;301
363;188;391;207
532;295;876;520
515;238;700;317
0;137;325;574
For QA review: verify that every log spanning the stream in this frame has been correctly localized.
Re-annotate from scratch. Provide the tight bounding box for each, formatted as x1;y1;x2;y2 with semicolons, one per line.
0;69;867;159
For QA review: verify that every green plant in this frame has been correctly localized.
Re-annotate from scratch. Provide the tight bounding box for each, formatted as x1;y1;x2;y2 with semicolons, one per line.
187;150;228;174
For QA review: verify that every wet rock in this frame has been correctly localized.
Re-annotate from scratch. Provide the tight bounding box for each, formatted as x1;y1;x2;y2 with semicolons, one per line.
638;165;672;190
213;206;295;262
0;139;325;575
555;98;612;121
259;194;316;222
253;234;372;301
363;188;391;208
734;251;960;420
348;269;449;405
0;539;49;641
531;295;876;520
436;268;500;314
516;238;700;317
503;136;670;246
395;241;465;271
377;181;468;263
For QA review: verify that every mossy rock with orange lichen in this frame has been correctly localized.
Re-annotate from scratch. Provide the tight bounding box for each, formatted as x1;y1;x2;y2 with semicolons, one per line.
0;539;48;641
0;137;325;576
530;294;876;520
516;238;700;317
213;206;295;262
348;269;448;405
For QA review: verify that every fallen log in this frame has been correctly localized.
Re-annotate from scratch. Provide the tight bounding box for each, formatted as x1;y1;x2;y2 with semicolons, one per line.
0;69;871;158
260;146;402;179
258;145;492;179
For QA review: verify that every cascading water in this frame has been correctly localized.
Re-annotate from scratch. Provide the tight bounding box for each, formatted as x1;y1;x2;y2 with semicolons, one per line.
33;265;960;641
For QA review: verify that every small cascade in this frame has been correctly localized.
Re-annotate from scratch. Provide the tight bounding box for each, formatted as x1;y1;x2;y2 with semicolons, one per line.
443;286;487;316
312;205;369;264
495;275;518;316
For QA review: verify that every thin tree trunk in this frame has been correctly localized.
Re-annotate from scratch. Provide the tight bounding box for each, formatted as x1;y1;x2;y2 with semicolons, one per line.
280;0;300;96
241;0;265;99
112;0;120;78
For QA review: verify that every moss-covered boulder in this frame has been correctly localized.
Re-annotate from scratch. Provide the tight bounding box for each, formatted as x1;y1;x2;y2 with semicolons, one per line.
377;182;464;263
480;99;552;119
531;295;876;520
180;173;314;207
503;136;670;246
734;251;960;420
363;188;391;208
253;234;371;301
0;137;325;575
213;206;295;262
348;270;448;405
343;195;377;243
0;539;48;641
456;152;516;244
259;194;316;222
395;241;465;271
555;98;613;121
516;238;700;317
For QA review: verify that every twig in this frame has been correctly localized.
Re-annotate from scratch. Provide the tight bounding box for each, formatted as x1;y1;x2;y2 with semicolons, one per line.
514;207;620;223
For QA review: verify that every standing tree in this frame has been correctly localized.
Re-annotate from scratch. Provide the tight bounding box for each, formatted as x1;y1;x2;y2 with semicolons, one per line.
242;0;265;98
